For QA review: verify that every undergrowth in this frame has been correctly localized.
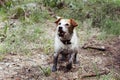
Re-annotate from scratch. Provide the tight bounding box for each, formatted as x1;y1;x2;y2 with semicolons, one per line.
0;0;119;80
52;0;120;36
0;0;52;55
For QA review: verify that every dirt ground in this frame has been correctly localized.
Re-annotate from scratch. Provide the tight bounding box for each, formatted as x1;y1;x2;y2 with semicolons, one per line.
0;1;120;80
0;21;120;80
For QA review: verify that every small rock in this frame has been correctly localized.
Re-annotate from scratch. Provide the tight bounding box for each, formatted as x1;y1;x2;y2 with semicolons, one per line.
0;62;4;65
73;72;78;79
5;63;11;67
0;22;5;28
0;67;3;70
14;59;20;62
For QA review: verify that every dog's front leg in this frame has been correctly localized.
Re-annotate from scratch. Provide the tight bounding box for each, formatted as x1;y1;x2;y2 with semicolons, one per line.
52;53;59;72
66;53;74;70
73;53;77;64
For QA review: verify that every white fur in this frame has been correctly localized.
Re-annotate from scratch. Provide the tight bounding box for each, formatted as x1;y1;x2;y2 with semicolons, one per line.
54;21;78;56
52;18;79;72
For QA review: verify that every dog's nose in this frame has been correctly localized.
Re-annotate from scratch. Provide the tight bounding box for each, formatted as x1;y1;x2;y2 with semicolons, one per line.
58;27;62;31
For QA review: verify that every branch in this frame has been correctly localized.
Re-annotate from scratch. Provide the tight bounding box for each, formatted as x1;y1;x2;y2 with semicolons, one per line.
82;45;106;51
81;70;110;79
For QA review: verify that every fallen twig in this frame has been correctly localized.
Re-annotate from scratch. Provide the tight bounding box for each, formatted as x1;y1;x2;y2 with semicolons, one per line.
82;41;106;51
82;45;106;51
81;70;110;79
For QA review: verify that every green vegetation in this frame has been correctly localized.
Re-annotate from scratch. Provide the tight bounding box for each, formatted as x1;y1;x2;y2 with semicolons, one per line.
0;0;120;79
0;0;53;55
0;0;119;56
39;65;51;76
51;0;120;36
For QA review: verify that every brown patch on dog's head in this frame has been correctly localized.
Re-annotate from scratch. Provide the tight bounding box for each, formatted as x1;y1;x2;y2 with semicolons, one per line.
70;19;78;27
68;19;78;34
55;18;78;38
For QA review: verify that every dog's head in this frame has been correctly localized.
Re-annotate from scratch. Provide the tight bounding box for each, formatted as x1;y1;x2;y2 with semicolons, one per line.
55;17;78;40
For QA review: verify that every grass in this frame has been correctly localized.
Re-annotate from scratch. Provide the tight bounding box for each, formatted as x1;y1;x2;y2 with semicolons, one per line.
0;0;119;56
102;19;120;35
0;0;53;56
52;0;120;37
92;63;100;79
100;73;114;80
39;65;51;76
0;0;119;79
97;32;108;41
0;22;54;55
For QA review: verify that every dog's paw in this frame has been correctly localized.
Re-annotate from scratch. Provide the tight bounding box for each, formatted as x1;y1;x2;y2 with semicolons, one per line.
66;63;72;70
52;66;57;72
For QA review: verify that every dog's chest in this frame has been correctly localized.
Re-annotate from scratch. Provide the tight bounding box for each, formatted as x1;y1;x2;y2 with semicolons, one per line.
60;45;73;54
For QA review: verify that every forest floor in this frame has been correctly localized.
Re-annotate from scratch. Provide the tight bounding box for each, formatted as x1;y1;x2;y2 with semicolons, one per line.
0;19;120;80
0;2;120;80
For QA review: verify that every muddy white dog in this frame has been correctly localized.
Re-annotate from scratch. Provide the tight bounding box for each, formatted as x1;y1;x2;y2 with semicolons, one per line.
52;17;78;72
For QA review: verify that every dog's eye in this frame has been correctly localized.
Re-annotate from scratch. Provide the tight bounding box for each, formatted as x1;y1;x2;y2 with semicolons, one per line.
65;23;69;26
58;23;61;25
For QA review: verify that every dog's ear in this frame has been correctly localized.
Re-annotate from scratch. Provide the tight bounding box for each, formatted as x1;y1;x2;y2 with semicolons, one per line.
54;17;62;24
70;19;78;27
54;18;61;24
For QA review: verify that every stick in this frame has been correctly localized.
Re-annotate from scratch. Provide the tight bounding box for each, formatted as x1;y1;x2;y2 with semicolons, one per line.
82;45;106;51
81;70;110;78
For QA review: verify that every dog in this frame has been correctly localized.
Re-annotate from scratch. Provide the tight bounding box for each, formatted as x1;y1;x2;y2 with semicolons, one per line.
52;17;79;72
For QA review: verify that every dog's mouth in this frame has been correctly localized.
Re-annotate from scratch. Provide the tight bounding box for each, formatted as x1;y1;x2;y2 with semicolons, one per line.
58;30;66;37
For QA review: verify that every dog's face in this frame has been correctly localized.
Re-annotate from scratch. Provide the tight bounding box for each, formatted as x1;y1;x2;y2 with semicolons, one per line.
55;18;78;40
